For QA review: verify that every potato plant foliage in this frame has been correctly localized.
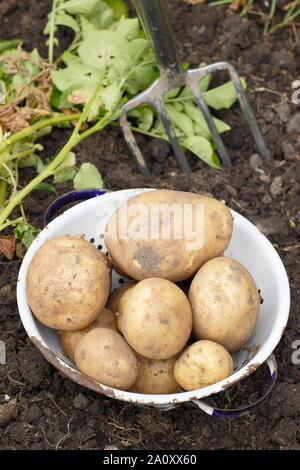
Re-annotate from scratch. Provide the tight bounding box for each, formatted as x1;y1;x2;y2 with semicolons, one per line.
0;0;244;255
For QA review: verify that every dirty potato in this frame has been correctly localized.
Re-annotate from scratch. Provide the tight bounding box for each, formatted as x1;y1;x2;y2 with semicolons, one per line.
75;328;138;390
59;307;117;362
106;281;137;333
105;189;233;282
189;256;260;352
122;278;193;360
26;236;111;331
174;340;233;391
130;355;179;394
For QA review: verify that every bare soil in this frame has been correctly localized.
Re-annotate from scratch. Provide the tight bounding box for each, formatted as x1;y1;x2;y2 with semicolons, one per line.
0;0;299;450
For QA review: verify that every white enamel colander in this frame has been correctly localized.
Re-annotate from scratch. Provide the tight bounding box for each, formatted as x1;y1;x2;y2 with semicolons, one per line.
16;188;290;417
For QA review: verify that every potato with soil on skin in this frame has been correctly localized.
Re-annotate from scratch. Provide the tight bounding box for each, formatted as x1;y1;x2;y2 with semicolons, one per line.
130;355;179;395
59;307;117;362
105;189;233;282
122;278;193;360
189;256;260;353
75;327;138;390
26;235;111;331
106;281;137;333
174;340;233;391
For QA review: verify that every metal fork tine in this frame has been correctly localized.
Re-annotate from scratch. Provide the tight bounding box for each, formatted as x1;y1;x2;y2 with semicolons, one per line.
199;61;270;159
187;79;233;168
225;62;270;159
156;100;191;173
119;112;150;176
120;1;270;175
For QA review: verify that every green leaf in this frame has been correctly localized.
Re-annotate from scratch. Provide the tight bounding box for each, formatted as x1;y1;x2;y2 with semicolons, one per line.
73;163;103;189
165;104;194;137
46;150;76;184
35;182;56;191
50;85;62;108
203;78;247;110
51;63;101;92
0;39;22;54
105;0;128;19
22;230;37;248
174;102;184;112
57;151;76;169
32;126;53;142
36;156;46;174
78;30;129;71
83;1;112;30
127;38;149;59
53;167;76;183
18;155;37;168
164;88;180;100
199;73;212;93
101;84;122;111
113;18;140;40
182;135;221;169
179;86;193;100
183;103;230;139
54;12;80;32
100;8;115;29
80;15;99;39
139;107;154;131
57;0;99;15
13;222;39;249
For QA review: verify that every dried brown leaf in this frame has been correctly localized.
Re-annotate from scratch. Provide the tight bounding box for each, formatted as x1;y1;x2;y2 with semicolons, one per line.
230;0;246;10
62;108;88;130
182;0;205;4
0;235;15;260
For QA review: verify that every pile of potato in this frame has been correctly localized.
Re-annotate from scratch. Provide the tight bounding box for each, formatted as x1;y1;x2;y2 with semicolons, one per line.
26;190;260;394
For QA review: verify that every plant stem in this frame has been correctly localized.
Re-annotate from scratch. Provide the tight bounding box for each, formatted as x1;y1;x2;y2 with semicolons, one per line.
0;180;7;208
3;149;37;164
0;113;81;159
0;216;23;232
48;0;59;63
19;203;27;224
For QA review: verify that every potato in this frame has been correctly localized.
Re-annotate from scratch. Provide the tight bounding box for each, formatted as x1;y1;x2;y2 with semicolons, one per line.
60;307;117;362
26;235;111;331
130;355;178;394
106;281;137;333
75;327;138;390
189;256;260;352
174;340;233;391
105;189;232;282
122;278;192;360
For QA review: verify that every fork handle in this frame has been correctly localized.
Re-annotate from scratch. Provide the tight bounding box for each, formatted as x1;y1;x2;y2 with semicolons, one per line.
134;0;183;82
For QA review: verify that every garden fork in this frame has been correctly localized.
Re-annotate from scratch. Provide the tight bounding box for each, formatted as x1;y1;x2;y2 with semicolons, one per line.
119;0;269;176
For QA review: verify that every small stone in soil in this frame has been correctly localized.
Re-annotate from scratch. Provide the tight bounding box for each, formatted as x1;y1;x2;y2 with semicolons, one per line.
73;393;90;410
275;101;290;123
0;398;18;426
259;174;270;183
27;404;41;423
262;194;272;204
249;154;263;169
270;176;283;197
286;112;300;134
